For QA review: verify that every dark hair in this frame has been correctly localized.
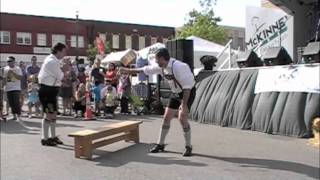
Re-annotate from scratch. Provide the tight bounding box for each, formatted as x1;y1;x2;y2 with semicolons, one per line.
155;48;170;61
51;43;66;54
7;56;15;62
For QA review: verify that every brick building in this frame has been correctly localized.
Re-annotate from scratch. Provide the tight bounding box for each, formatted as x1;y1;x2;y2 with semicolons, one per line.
0;12;175;65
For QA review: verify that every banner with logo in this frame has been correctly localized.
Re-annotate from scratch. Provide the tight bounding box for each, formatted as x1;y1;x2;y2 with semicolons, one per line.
246;6;294;59
255;65;320;94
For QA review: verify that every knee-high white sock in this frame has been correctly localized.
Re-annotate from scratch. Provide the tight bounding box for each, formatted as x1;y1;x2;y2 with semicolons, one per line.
49;119;56;138
41;119;49;140
157;124;170;145
183;125;191;147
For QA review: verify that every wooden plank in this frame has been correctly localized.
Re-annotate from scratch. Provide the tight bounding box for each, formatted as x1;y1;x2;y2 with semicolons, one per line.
91;125;139;140
68;121;142;138
92;133;130;149
69;129;98;137
100;121;142;129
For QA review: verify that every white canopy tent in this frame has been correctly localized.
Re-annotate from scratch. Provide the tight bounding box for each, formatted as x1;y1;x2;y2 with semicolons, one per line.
101;49;137;67
187;36;240;74
138;42;165;59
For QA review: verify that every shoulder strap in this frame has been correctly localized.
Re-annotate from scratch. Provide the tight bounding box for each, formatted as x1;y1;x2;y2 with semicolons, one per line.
171;60;183;90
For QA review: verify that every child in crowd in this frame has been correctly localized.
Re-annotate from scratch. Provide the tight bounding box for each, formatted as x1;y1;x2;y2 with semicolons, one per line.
27;75;41;118
91;81;101;116
117;71;131;114
101;80;117;118
73;83;86;118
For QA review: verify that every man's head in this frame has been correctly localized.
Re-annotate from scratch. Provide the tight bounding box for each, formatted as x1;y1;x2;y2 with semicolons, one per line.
155;48;170;68
31;56;37;66
94;59;101;67
19;61;25;69
7;56;15;68
52;43;67;59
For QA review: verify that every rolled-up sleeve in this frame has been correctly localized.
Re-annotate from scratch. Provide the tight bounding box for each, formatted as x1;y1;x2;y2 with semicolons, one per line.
175;63;195;89
142;65;162;76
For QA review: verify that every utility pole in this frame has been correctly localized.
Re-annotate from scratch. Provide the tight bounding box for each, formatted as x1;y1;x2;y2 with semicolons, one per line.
76;10;79;60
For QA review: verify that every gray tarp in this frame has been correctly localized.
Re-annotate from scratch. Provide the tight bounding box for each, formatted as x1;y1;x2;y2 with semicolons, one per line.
191;69;320;138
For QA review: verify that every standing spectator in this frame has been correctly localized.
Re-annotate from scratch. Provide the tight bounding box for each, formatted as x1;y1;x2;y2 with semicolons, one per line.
105;63;118;88
59;61;75;116
3;56;22;121
85;60;94;77
19;61;28;110
38;43;69;146
27;75;40;118
91;81;102;116
77;67;86;85
26;56;41;76
117;71;131;114
0;66;5;121
90;59;105;88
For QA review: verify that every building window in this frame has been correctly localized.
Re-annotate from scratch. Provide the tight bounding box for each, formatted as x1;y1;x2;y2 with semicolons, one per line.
99;33;106;42
78;36;84;48
71;35;84;48
162;38;168;44
139;36;145;49
112;34;119;49
52;34;66;46
125;35;132;49
151;37;158;45
16;32;32;45
0;31;10;44
37;33;47;46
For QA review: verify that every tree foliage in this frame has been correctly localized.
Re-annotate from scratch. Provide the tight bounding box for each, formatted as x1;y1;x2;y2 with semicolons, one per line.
86;41;111;61
177;0;227;44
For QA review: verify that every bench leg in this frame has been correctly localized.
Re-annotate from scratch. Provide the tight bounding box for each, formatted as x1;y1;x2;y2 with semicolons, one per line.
74;137;83;158
128;126;140;143
82;138;92;160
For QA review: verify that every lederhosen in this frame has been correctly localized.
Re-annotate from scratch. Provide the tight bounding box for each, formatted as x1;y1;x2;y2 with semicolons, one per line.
162;60;196;110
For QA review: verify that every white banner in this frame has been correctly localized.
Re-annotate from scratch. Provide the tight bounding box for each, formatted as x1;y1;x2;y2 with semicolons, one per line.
255;66;320;94
246;7;294;59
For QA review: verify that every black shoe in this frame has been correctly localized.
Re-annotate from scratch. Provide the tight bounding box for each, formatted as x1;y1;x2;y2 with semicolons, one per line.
41;139;57;146
150;144;165;153
50;137;63;145
182;146;192;156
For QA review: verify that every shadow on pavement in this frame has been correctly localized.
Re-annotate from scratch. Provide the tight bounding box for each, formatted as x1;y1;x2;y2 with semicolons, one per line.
91;143;207;167
0;120;83;135
166;151;319;179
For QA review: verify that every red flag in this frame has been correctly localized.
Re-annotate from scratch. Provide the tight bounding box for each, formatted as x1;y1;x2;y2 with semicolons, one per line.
95;37;105;55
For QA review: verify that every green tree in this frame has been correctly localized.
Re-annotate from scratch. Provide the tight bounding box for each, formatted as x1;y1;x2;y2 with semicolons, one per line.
177;0;227;44
86;44;97;61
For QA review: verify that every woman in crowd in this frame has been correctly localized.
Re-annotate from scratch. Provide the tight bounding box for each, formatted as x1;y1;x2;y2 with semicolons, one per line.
105;63;118;88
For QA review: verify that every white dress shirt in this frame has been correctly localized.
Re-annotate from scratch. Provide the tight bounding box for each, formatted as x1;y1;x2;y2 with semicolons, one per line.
38;54;64;87
3;66;22;92
143;58;195;93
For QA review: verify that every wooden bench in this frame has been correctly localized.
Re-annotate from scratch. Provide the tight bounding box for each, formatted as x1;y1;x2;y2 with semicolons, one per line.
68;120;143;159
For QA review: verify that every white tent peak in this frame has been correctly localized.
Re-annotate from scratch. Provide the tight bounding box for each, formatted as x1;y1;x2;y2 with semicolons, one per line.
186;36;226;52
138;42;165;59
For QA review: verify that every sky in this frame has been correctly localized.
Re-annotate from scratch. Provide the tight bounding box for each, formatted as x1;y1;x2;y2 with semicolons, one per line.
1;0;261;27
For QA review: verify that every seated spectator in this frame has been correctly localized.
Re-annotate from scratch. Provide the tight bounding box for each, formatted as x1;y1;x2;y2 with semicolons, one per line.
73;83;86;118
101;80;117;118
